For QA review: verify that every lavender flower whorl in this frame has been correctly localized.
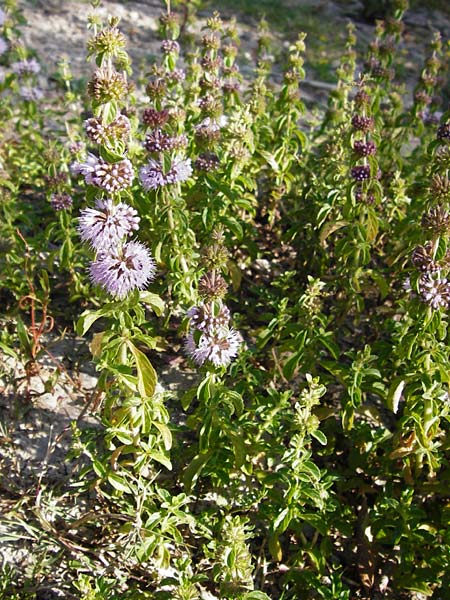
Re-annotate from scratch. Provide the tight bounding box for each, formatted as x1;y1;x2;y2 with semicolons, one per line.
90;241;156;299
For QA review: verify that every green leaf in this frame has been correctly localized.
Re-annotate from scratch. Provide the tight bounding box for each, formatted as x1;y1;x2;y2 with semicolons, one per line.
259;149;280;172
311;429;327;446
109;429;135;445
89;332;104;359
221;215;243;240
242;591;272;600
365;206;379;242
283;349;304;380
38;269;50;294
370;271;390;300
183;451;213;492
342;403;355;431
0;341;18;360
317;333;339;360
181;388;196;411
154;422;172;451
134;537;157;563
199;413;213;452
301;512;329;536
293;128;308;151
229;430;246;468
16;316;33;358
225;390;244;416
404;582;434;596
302;460;321;480
268;534;283;562
108;472;132;494
387;378;406;414
98;145;125;164
273;507;292;533
139;291;165;316
93;460;106;478
434;236;447;261
197;374;212;403
128;343;157;398
229;260;242;291
319;220;348;245
148;451;172;470
76;308;109;336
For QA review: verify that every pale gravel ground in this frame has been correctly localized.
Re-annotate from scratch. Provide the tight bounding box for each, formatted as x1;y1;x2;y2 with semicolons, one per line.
18;0;164;77
16;0;450;104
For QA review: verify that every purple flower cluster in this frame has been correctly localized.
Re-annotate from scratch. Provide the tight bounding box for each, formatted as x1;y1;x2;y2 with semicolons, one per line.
78;196;155;298
140;98;192;191
354;189;375;205
185;302;242;367
84;114;131;145
90;241;155;300
195;116;227;134
139;157;192;191
351;114;374;133
78;198;140;250
411;244;438;273
414;90;432;106
71;153;134;193
11;58;41;76
9;56;43;103
161;39;180;54
143;130;187;153
419;110;442;126
50;193;73;211
142;108;170;128
419;273;450;310
195;152;220;172
437;123;450;140
69;141;85;155
354;90;370;107
353;140;377;157
187;304;230;332
350;89;378;190
166;68;186;84
0;37;8;56
74;28;159;301
19;86;44;101
351;165;371;181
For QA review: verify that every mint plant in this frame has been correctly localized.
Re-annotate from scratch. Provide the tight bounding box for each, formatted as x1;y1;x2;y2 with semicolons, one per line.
1;0;450;598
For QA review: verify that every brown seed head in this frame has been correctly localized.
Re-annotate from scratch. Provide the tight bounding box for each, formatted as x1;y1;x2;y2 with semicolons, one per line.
198;272;228;300
87;69;128;103
422;205;450;236
430;174;450;202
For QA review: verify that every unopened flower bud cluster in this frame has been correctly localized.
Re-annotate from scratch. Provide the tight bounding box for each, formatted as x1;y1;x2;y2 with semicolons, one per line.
185;233;242;368
413;33;443;126
139;11;193;192
407;116;450;310
350;87;379;203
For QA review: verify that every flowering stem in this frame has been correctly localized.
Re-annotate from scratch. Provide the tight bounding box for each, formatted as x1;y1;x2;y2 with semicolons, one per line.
163;187;189;273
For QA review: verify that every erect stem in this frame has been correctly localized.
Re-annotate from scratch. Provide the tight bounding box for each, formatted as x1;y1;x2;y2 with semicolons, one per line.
164;187;189;273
